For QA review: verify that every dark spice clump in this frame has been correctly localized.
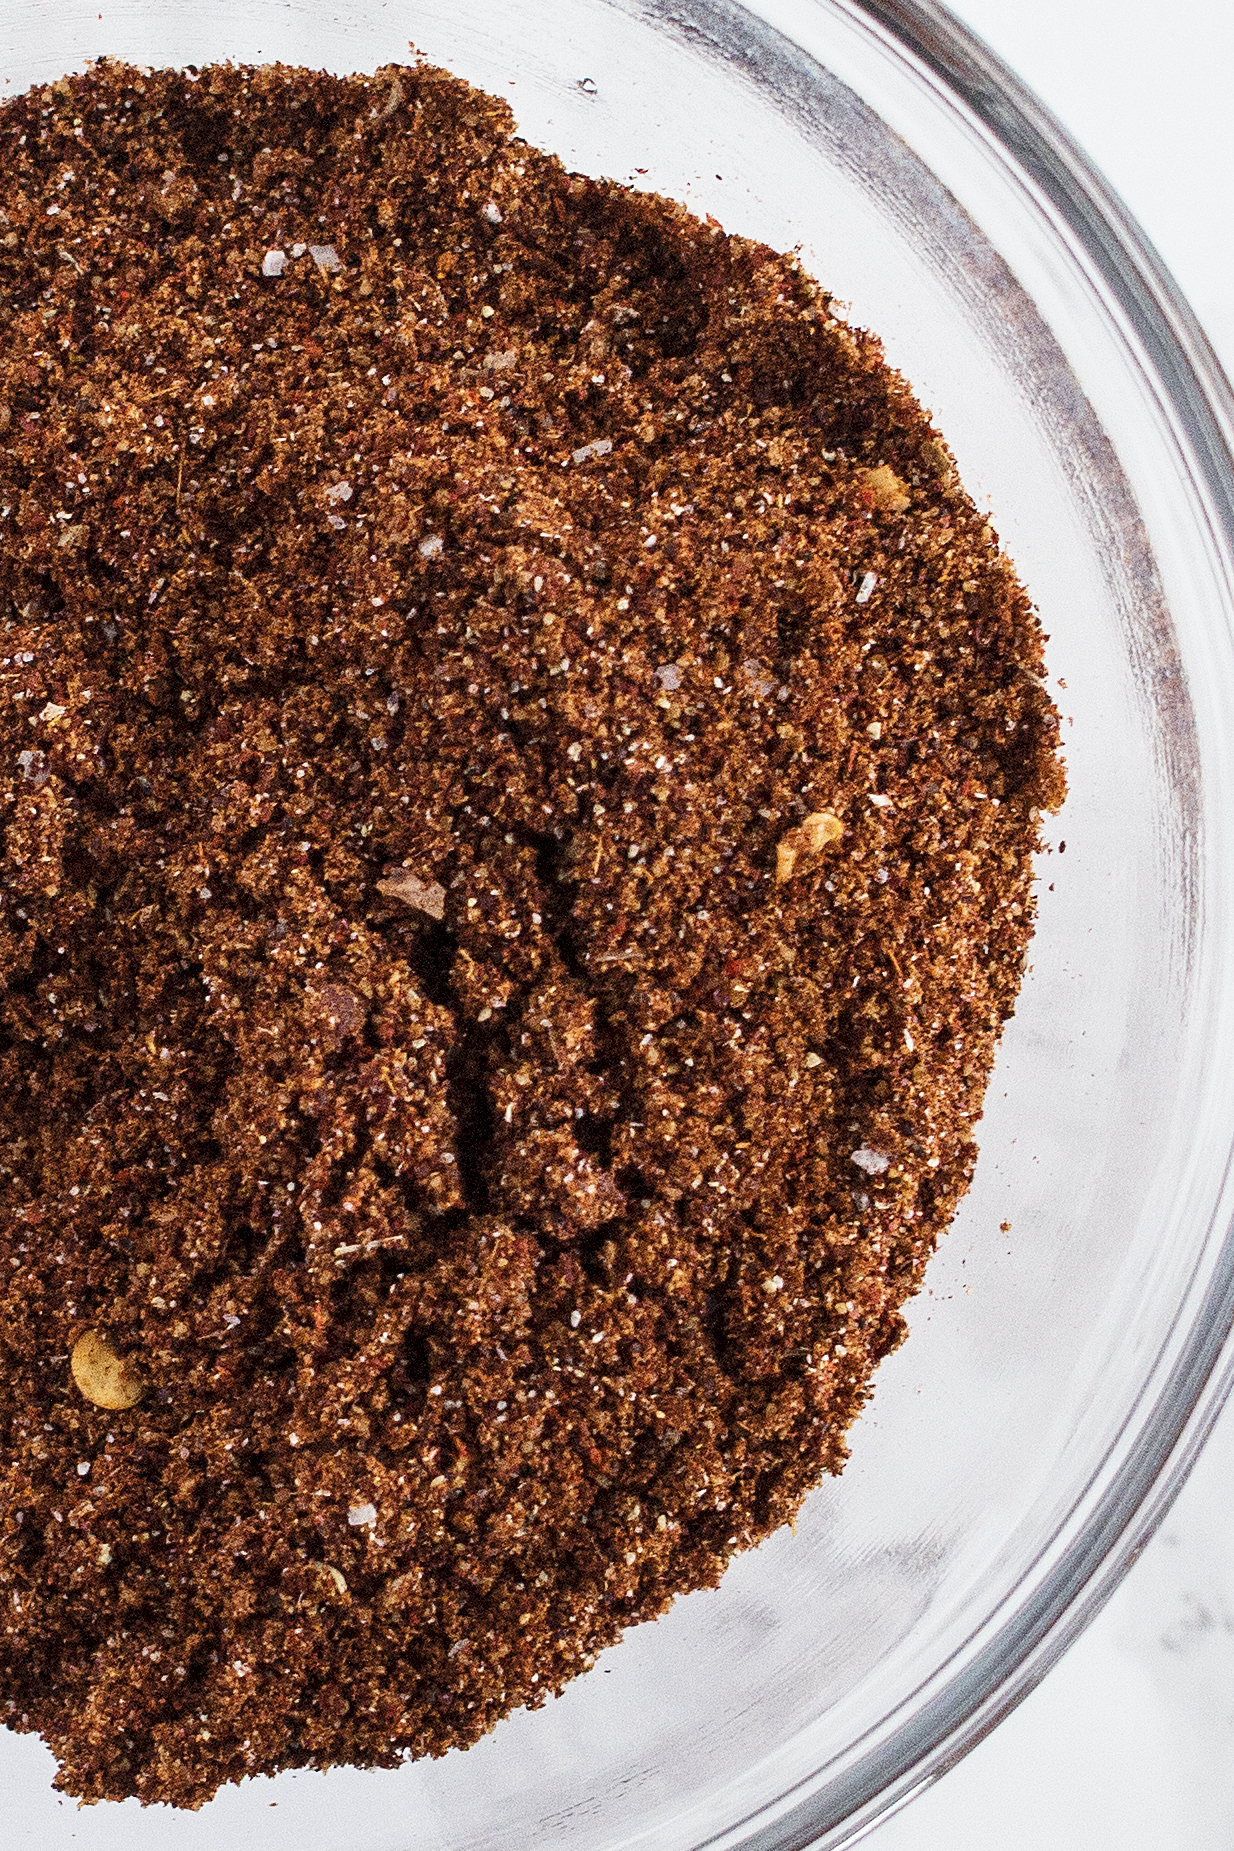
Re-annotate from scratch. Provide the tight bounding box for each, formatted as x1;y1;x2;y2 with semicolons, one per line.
0;57;1064;1807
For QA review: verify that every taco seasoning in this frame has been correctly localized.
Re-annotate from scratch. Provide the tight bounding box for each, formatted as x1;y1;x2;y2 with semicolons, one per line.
0;57;1064;1806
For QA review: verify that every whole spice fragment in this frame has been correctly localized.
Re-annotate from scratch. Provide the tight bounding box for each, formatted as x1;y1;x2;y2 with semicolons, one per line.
69;1331;144;1411
0;56;1064;1808
775;810;844;883
375;869;448;919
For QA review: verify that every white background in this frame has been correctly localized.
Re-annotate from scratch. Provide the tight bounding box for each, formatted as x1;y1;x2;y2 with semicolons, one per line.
869;3;1234;1846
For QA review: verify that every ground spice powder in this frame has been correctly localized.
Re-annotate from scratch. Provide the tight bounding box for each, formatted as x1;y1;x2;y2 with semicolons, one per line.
0;58;1065;1806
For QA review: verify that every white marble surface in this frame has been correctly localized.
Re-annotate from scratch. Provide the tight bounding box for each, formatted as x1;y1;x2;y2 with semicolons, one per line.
869;2;1234;1844
870;1408;1234;1849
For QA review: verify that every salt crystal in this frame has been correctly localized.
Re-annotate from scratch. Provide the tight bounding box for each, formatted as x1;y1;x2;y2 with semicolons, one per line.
348;1502;377;1527
851;1147;890;1175
482;200;503;226
261;249;286;278
572;437;613;465
328;514;346;530
869;793;894;809
484;349;517;372
419;533;444;558
309;244;341;273
325;480;352;504
76;1461;90;1477
291;242;307;258
855;571;878;603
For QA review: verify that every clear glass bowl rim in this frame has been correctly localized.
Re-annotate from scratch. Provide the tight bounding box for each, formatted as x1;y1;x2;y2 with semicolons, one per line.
760;1;1234;1842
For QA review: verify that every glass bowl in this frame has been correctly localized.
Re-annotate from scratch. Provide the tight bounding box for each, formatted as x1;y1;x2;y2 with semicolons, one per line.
5;1;1234;1846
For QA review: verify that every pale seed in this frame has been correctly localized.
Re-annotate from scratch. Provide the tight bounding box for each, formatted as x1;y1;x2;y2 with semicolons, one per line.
776;811;844;882
71;1330;144;1410
863;465;911;513
800;811;844;852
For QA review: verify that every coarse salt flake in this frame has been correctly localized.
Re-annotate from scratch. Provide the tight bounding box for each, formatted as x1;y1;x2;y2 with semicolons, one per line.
347;1502;377;1527
856;571;878;603
572;437;613;465
851;1147;890;1175
262;249;287;277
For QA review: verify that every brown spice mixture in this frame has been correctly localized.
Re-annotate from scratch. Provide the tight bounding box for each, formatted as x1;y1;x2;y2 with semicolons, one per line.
0;57;1064;1807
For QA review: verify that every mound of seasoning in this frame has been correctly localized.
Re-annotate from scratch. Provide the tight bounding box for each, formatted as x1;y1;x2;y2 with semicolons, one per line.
0;57;1064;1807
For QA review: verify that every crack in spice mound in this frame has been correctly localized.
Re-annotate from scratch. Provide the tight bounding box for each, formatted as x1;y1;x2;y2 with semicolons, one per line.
0;57;1065;1806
